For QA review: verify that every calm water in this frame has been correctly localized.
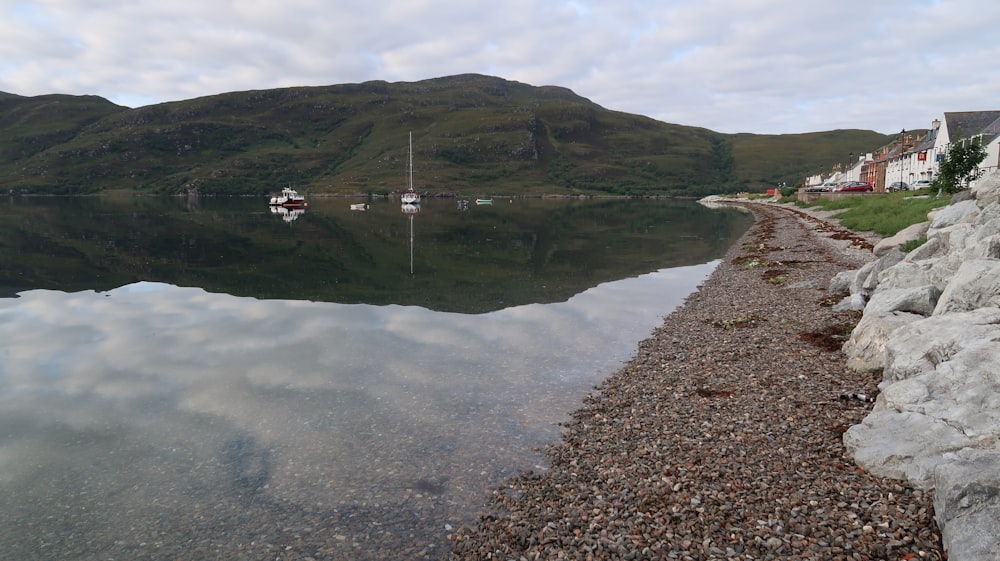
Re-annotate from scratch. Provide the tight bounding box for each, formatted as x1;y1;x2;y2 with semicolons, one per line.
0;196;752;560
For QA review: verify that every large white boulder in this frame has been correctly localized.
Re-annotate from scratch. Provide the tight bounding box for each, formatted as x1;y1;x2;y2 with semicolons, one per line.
933;259;1000;314
828;269;856;294
927;199;979;236
873;221;929;257
905;235;945;262
934;454;1000;561
857;249;905;297
845;328;1000;488
874;258;937;291
883;307;1000;382
839;172;1000;559
842;310;924;372
864;285;941;316
971;169;1000;207
843;410;972;488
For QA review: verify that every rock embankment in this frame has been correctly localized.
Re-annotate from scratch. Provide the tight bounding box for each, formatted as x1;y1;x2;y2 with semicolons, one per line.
450;202;943;560
834;170;1000;561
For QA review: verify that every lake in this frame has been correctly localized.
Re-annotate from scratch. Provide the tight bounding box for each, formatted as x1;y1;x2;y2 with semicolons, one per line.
0;195;752;560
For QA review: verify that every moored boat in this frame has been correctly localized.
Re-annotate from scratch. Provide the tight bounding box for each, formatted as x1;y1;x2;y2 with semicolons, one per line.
401;132;421;205
269;187;306;207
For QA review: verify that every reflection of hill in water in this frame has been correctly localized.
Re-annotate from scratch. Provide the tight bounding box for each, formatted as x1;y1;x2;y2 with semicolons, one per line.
0;196;752;313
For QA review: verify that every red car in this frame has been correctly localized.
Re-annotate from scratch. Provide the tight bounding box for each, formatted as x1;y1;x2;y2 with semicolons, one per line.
834;181;874;192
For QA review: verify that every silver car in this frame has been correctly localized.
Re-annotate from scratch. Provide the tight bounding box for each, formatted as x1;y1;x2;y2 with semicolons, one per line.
805;181;839;193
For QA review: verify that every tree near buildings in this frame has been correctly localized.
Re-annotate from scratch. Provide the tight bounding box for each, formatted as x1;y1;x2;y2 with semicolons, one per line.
933;138;987;194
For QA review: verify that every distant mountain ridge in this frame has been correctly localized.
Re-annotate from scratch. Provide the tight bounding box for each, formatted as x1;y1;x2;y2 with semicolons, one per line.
0;74;890;196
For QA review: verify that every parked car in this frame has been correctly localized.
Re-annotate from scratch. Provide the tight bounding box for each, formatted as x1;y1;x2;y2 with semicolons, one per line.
833;181;874;192
911;179;933;190
805;181;838;193
887;181;909;192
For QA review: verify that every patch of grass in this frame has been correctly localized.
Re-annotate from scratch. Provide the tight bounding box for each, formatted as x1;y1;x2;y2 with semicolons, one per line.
797;191;950;236
899;238;926;253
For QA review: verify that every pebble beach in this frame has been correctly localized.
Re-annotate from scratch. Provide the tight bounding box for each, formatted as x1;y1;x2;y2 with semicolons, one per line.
450;203;945;560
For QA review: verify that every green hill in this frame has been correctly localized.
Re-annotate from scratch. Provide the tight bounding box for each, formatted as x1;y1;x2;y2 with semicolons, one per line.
729;129;892;186
0;74;890;196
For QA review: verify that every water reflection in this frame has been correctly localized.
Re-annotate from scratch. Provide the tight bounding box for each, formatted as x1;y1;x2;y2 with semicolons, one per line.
0;196;753;559
0;197;752;312
1;262;717;560
402;202;420;275
269;205;306;222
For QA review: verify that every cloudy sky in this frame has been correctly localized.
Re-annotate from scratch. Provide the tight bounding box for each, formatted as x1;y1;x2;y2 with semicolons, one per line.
2;0;997;134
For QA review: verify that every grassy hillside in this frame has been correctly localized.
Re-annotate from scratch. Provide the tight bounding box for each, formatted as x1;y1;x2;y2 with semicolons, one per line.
0;74;889;196
730;129;892;188
0;93;127;169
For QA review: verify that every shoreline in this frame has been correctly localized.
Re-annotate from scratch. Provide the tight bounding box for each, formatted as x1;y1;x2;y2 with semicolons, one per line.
451;203;944;560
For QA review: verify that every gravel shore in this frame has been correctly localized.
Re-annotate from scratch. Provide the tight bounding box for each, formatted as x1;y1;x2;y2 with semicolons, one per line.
450;203;944;560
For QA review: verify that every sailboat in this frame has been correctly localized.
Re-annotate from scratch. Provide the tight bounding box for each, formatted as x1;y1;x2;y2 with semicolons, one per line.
401;132;420;205
399;131;420;274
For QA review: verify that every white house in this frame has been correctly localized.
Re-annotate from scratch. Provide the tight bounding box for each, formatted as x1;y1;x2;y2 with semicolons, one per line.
886;111;1000;188
885;123;937;187
932;111;1000;181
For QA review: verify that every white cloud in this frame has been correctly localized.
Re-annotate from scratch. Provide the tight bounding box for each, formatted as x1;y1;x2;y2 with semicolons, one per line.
1;0;998;133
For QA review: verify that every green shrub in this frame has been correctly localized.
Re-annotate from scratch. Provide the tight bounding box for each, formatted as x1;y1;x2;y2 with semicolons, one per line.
933;139;987;194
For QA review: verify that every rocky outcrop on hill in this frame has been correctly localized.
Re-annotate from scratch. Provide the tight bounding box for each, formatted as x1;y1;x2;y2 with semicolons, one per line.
835;171;1000;560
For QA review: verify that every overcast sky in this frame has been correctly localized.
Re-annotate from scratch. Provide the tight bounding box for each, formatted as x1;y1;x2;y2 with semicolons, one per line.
2;0;997;135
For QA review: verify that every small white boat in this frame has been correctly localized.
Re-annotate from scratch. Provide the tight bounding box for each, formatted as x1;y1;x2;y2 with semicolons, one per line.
350;203;368;211
401;132;421;205
269;186;306;207
475;198;493;205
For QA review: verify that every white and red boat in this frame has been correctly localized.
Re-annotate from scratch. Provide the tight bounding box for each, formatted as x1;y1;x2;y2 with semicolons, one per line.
269;187;306;208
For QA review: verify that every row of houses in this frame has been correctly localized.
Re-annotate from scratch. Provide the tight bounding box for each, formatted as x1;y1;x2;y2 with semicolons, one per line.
805;110;1000;190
